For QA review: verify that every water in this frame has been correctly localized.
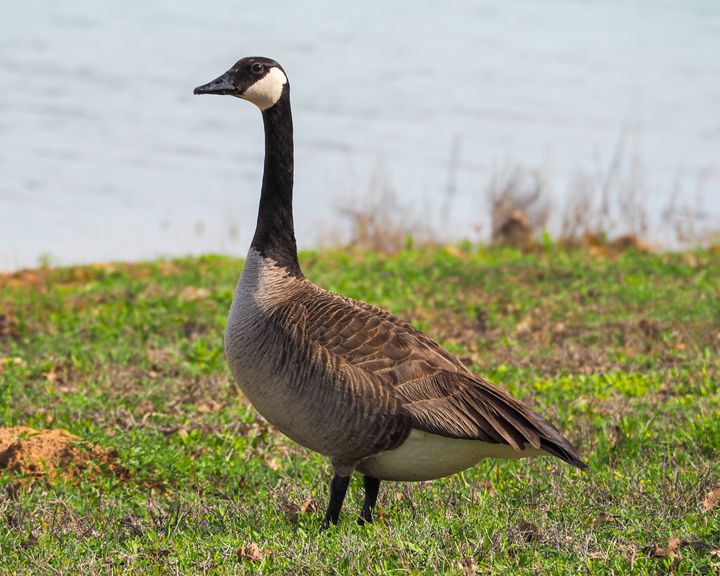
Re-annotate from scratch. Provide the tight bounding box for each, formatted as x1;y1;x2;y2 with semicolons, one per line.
1;0;719;270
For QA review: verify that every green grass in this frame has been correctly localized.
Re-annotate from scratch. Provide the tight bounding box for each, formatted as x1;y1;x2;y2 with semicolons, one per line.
1;244;719;574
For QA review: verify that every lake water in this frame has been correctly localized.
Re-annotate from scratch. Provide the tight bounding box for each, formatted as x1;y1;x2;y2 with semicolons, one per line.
1;0;719;270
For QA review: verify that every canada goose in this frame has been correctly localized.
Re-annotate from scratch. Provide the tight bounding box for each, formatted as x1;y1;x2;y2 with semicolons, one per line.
194;57;587;528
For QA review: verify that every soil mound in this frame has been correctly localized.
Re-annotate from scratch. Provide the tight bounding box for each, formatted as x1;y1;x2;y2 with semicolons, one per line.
0;427;123;481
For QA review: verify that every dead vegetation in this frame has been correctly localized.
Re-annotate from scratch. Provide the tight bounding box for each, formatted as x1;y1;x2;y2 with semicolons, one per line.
0;310;19;340
332;164;436;252
487;167;549;248
401;295;718;379
333;133;718;253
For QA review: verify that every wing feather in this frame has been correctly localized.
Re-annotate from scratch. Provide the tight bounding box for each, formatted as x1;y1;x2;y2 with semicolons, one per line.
288;286;586;469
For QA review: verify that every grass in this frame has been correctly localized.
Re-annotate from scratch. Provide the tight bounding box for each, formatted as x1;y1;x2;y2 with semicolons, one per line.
1;244;719;574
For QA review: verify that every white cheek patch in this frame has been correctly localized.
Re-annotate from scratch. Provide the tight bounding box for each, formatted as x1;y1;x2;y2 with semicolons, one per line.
242;67;288;111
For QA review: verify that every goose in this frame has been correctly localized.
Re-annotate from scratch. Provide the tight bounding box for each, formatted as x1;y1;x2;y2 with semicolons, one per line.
194;57;587;528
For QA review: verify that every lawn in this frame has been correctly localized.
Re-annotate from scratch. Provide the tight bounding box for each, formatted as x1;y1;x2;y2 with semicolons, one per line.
1;244;719;574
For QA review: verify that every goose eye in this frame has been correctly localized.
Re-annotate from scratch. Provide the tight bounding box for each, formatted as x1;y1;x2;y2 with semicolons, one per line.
251;63;264;74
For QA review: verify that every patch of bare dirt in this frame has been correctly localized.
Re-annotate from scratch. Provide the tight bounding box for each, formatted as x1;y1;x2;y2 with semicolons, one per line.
0;427;125;482
0;261;179;290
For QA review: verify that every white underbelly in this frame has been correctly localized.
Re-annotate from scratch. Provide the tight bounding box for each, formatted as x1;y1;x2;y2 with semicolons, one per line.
358;429;546;481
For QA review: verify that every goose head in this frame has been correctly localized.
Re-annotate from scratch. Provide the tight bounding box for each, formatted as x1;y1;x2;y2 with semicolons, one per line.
194;57;288;111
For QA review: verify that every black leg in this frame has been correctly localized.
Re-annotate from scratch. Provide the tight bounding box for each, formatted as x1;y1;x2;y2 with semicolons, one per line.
358;476;380;525
322;474;350;529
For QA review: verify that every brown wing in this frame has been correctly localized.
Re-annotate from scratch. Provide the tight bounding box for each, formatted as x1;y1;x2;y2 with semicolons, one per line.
297;288;587;469
301;292;466;384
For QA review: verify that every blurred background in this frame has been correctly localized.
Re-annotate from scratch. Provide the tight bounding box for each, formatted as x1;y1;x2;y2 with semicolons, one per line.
1;0;718;270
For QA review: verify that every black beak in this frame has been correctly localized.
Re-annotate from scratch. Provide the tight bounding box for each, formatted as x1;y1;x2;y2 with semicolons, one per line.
194;71;237;96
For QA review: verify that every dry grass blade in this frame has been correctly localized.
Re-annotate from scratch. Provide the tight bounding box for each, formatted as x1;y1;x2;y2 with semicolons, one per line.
515;520;539;543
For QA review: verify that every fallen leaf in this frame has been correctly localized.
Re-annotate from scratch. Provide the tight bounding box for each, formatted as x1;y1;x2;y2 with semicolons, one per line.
299;498;315;515
515;317;532;336
703;485;720;512
592;512;615;528
712;552;720;571
651;537;683;559
196;400;222;413
237;543;273;563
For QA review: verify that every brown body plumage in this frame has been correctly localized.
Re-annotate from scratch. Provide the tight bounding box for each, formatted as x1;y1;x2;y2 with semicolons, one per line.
226;249;585;482
195;56;586;527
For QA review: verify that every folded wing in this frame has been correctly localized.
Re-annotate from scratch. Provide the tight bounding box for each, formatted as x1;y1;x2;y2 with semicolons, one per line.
293;289;587;469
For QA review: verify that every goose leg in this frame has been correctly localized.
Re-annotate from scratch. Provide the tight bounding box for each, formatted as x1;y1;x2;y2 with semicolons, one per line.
321;474;350;529
358;475;380;525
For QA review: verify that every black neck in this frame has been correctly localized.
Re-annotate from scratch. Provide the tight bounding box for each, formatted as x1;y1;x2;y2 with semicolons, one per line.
250;90;302;277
